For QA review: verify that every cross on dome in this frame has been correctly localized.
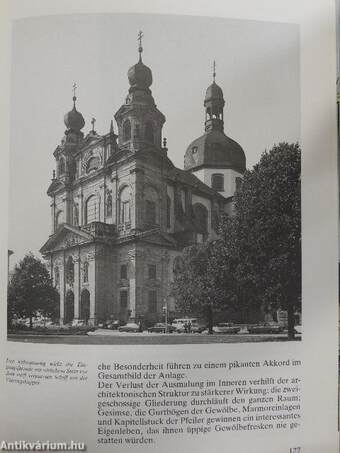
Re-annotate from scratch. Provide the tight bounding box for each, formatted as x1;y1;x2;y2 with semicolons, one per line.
138;30;144;61
72;82;77;106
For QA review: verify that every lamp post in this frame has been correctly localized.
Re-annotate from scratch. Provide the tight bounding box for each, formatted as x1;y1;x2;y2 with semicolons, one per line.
163;297;168;333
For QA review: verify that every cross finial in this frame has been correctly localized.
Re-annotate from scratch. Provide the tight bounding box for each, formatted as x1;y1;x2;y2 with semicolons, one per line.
91;117;96;132
138;30;143;61
213;60;216;82
72;82;77;107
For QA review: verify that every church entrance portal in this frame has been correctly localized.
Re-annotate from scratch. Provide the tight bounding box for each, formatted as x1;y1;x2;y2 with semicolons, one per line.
64;290;74;324
80;289;90;324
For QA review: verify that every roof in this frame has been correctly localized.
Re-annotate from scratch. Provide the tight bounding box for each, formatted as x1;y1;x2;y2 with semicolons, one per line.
184;129;246;173
167;167;225;200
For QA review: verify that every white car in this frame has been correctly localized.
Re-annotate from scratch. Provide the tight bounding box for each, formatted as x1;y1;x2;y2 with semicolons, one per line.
172;318;204;333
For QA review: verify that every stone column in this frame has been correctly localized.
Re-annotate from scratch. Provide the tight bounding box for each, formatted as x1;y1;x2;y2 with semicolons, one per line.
73;255;80;319
59;254;65;324
128;248;136;319
88;251;96;325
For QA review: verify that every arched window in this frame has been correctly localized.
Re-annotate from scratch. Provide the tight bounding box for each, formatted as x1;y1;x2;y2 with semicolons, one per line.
119;186;130;224
66;257;74;285
193;203;208;235
134;124;140;138
54;266;60;287
58;157;65;175
166;195;171;228
86;156;100;173
123;120;131;142
85;195;98;224
145;121;154;143
83;262;89;283
106;192;112;217
144;186;159;226
211;174;224;192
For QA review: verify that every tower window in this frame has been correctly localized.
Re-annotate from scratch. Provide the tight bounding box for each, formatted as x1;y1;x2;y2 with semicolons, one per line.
58;157;65;175
134;124;140;138
148;290;157;313
211;174;224;192
123;120;131;142
192;146;198;154
120;264;128;280
148;264;156;280
86;156;100;173
145;121;154;143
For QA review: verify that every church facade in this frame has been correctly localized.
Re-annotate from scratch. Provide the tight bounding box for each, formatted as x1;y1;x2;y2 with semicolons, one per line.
40;40;246;326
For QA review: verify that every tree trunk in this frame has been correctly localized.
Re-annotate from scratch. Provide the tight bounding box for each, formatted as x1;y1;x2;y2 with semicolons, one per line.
207;305;213;334
287;303;295;340
29;315;33;329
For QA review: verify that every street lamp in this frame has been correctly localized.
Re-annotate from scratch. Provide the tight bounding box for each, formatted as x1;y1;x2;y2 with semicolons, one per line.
163;297;168;333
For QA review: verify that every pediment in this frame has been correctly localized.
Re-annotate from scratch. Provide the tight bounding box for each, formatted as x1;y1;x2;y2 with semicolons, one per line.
137;230;178;248
40;224;93;254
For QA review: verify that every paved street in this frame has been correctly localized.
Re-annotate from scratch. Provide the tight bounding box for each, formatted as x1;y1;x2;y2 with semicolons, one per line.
7;330;300;345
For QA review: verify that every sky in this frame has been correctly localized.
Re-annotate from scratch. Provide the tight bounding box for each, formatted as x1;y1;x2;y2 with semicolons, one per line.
8;13;300;266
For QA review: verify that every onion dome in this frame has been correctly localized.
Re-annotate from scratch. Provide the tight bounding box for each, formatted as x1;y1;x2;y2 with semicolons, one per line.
127;30;153;91
205;81;224;102
128;60;153;90
64;95;85;131
184;130;246;173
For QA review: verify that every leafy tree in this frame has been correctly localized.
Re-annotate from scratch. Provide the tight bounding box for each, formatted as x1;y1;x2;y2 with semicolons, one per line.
8;253;59;328
172;241;238;333
227;142;301;339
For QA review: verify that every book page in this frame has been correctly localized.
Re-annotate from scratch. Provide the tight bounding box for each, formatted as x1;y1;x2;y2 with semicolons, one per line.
0;1;338;452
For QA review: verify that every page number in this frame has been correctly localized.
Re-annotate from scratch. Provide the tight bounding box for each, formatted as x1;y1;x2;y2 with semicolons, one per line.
290;448;301;453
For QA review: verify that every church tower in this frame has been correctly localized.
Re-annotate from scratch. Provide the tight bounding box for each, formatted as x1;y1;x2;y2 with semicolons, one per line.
49;87;85;230
184;62;246;202
114;31;165;152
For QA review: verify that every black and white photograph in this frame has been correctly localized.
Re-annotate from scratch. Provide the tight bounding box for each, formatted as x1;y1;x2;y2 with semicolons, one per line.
7;13;301;345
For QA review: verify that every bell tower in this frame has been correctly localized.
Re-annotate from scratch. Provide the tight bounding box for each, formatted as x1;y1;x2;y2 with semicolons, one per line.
114;31;165;152
204;61;225;133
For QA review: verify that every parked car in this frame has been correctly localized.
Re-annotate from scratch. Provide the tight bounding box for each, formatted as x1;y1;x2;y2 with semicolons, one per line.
118;322;140;333
212;323;241;334
71;319;86;328
172;318;204;333
247;323;284;334
147;323;176;333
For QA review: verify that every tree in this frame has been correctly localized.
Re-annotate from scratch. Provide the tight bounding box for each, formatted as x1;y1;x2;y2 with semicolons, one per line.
171;241;238;333
8;253;59;328
227;142;301;339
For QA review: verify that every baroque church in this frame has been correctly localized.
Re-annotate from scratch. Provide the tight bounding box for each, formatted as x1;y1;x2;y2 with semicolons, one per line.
40;36;246;326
